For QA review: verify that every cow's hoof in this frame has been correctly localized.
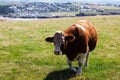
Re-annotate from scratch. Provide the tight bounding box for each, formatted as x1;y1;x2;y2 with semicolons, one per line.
84;63;89;67
76;72;82;76
76;67;82;76
70;67;77;73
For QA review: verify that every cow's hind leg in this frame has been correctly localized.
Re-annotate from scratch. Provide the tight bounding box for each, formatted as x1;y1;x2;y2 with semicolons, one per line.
67;58;77;72
84;51;90;67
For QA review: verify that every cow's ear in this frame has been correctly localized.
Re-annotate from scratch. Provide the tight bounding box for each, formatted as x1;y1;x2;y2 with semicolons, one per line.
65;35;75;42
45;37;54;42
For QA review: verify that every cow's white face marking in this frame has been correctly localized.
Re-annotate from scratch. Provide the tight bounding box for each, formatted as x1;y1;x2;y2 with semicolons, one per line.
76;24;86;31
53;31;65;55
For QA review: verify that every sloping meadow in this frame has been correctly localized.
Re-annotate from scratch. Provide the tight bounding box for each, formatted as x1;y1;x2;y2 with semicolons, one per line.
0;16;120;80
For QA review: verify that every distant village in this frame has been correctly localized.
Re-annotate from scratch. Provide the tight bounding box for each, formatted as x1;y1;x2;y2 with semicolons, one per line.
0;2;120;18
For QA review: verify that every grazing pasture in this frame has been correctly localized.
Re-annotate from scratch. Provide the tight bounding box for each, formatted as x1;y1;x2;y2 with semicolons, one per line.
0;15;120;80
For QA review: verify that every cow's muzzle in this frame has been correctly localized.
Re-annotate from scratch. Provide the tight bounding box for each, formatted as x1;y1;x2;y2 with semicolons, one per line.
54;50;62;55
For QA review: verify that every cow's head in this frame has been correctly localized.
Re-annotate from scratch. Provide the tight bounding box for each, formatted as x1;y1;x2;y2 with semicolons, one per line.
45;31;75;55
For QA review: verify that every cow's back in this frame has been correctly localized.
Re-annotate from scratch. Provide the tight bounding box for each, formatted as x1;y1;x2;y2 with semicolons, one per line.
76;20;97;51
63;20;97;60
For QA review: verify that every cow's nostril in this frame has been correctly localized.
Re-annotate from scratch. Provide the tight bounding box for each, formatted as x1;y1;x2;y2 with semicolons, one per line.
54;51;61;55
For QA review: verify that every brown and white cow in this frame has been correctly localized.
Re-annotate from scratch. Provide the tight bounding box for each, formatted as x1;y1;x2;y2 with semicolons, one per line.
45;20;97;75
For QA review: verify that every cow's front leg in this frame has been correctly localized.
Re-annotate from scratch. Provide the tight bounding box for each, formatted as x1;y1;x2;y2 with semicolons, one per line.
77;53;86;75
67;58;77;72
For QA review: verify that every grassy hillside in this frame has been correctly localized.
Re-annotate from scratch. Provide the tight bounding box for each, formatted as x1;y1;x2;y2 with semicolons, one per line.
0;15;120;80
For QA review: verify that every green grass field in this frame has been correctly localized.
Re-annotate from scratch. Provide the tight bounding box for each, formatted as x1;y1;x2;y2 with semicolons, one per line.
0;15;120;80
